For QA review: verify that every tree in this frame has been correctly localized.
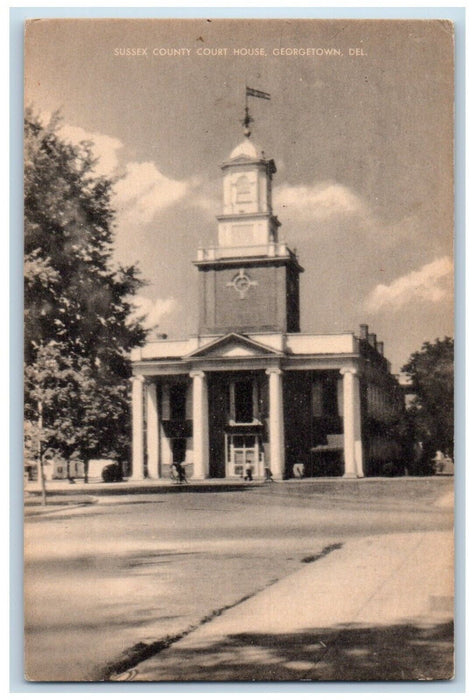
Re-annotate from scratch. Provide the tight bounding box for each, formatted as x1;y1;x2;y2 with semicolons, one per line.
24;110;147;491
24;108;146;369
24;342;136;494
24;342;81;502
402;337;454;469
63;361;134;480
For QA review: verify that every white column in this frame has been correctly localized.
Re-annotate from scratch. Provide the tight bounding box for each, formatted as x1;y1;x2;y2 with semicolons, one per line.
146;381;159;479
131;375;145;480
190;371;209;479
340;368;364;478
160;429;173;472
160;385;173;473
266;368;285;479
354;379;364;478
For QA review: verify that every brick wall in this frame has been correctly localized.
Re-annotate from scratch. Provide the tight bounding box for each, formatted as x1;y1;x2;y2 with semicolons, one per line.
198;261;300;334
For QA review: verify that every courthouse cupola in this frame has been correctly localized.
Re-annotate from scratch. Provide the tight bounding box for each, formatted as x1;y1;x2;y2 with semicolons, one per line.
217;138;280;251
194;123;303;336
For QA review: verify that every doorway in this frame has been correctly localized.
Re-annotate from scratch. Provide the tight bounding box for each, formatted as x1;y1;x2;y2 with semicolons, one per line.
226;434;259;478
172;438;187;465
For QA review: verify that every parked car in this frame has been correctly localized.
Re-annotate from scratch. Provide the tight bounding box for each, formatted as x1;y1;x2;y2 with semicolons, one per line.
101;463;123;483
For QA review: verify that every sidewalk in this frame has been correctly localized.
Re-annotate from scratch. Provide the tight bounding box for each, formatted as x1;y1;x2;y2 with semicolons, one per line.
24;478;262;497
24;475;453;499
129;530;454;682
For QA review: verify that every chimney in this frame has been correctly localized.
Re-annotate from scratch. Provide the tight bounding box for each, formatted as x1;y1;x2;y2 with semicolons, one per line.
359;324;369;340
368;333;377;348
376;341;384;356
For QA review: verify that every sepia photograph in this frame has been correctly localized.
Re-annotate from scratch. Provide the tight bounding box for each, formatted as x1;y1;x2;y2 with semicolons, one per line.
23;17;455;683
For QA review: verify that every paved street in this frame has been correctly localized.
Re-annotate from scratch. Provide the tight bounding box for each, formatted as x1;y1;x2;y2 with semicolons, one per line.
24;478;453;682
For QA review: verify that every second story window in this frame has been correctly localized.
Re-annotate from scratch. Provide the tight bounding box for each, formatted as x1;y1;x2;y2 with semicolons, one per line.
234;379;254;423
229;378;258;424
170;384;187;422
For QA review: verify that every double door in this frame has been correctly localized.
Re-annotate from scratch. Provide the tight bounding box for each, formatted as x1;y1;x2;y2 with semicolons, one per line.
226;434;259;478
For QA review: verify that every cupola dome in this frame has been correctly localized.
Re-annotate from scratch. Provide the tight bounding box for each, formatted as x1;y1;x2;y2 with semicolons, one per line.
229;139;261;160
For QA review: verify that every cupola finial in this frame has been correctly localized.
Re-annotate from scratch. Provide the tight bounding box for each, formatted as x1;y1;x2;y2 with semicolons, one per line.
241;104;253;138
241;86;271;138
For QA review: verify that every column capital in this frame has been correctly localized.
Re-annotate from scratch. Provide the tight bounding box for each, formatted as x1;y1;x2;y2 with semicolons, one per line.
339;367;359;377
130;374;145;384
265;367;283;376
190;370;206;379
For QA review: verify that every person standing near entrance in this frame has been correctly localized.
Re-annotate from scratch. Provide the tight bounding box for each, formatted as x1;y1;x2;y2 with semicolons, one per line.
175;462;188;484
244;460;254;481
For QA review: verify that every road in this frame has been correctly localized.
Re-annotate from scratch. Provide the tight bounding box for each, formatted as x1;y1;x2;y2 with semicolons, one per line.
24;478;453;681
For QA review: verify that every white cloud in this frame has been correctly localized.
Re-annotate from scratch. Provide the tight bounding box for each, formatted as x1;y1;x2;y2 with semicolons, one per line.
40;115;213;224
58;124;124;177
364;257;453;313
46;117;191;219
274;181;368;222
113;161;190;225
129;295;178;329
58;123;191;225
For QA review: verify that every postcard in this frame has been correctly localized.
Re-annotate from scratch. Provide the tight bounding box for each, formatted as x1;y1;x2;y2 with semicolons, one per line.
24;18;454;682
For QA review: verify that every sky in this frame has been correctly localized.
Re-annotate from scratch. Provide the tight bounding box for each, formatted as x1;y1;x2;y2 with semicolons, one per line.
24;18;454;374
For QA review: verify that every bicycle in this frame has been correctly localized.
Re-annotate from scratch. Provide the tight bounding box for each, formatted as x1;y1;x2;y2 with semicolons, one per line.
170;463;188;484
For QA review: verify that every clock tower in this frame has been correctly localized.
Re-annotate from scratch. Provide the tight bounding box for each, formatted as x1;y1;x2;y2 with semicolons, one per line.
194;134;303;335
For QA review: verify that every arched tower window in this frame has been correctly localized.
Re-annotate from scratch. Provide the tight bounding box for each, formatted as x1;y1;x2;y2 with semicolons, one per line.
235;175;252;203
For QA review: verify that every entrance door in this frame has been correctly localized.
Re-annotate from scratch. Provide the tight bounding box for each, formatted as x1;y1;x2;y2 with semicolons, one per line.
172;438;187;464
227;434;258;478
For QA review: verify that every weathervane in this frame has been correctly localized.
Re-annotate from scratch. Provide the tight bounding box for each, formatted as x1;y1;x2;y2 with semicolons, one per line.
241;86;271;138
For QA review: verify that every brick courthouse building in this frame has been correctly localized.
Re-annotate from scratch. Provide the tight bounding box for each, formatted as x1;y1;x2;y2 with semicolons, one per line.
130;133;404;481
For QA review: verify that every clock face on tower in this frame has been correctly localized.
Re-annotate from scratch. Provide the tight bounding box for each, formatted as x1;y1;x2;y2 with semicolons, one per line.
226;269;258;300
235;275;250;293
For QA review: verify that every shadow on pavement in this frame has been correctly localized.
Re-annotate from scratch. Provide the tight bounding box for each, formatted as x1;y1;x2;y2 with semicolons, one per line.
25;483;256;497
134;620;454;682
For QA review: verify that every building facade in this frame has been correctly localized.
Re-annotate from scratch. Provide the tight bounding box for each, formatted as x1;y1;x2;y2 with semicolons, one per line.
130;136;404;480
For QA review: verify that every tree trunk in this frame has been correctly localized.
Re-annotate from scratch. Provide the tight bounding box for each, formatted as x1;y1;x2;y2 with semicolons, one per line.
39;456;47;507
66;457;75;483
84;459;89;484
37;400;47;506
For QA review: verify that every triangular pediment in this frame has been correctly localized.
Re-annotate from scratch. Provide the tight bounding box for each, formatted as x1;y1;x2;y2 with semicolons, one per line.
186;333;282;359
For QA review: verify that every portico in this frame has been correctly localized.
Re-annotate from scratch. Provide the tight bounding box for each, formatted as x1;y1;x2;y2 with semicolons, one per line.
130;331;375;480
